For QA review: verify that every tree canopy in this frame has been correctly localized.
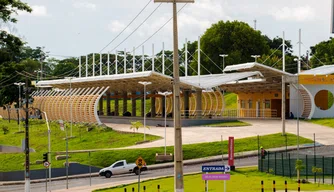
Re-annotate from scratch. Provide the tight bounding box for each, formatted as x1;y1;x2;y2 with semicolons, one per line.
190;20;270;75
310;38;334;68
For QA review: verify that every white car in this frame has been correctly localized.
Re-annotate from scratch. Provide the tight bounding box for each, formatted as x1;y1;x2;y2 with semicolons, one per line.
99;160;148;178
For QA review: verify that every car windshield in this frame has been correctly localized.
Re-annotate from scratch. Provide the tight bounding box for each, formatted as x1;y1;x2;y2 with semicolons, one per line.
113;162;124;168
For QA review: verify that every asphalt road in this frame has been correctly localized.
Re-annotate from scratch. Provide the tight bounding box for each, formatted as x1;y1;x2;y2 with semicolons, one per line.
0;156;258;192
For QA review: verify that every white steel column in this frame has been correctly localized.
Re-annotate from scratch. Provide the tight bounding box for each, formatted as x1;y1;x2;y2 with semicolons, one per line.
107;52;110;75
85;55;88;77
79;56;81;78
162;42;165;75
152;44;155;72
115;50;118;75
298;29;301;74
282;31;286;135
142;46;145;72
92;53;95;76
124;48;127;74
100;53;102;76
198;36;201;85
185;38;188;76
133;47;136;73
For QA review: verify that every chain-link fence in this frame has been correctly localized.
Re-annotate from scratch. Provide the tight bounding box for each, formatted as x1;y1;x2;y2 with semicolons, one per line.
258;144;334;185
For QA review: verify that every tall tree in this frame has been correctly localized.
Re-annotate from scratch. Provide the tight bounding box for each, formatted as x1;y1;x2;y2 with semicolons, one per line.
310;38;334;68
190;20;270;75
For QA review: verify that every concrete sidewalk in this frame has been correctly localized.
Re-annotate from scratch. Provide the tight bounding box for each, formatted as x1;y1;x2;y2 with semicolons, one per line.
104;119;334;150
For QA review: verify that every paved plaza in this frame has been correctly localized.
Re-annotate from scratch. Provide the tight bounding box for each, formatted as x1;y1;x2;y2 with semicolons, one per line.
105;119;334;149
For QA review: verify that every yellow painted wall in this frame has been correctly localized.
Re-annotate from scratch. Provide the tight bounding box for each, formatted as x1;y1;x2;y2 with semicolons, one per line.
237;91;288;118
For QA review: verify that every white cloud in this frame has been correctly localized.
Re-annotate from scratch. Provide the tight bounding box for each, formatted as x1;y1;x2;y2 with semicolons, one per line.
18;5;48;16
270;6;316;22
73;2;97;11
107;20;128;33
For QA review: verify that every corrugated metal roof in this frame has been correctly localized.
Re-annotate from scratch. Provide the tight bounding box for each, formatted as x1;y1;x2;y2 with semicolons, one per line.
300;65;334;75
223;62;293;76
180;71;263;89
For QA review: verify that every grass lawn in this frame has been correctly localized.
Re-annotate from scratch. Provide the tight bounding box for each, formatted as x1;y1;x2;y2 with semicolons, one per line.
0;119;160;171
224;92;237;109
204;120;251;127
95;167;334;192
0;119;313;172
306;118;334;129
44;133;312;172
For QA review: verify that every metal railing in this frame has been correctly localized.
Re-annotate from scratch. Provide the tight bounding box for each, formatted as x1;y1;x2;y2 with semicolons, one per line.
179;109;278;119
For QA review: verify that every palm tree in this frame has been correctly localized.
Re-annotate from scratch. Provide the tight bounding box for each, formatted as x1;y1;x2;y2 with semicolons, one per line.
295;159;305;181
130;121;150;140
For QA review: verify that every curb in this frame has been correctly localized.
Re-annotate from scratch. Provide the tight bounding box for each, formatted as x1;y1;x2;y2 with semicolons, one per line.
0;144;318;186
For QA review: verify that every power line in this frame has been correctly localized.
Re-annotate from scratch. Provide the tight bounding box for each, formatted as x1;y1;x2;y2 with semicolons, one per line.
135;3;188;50
110;3;162;53
99;0;153;53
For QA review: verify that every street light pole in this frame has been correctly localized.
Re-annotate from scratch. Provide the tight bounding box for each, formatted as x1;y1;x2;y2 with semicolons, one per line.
251;55;260;62
42;111;52;191
158;91;173;155
14;82;25;132
138;81;152;141
219;54;228;73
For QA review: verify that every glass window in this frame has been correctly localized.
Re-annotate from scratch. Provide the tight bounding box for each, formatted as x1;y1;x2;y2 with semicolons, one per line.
113;162;124;168
248;100;252;109
265;100;270;109
241;100;245;108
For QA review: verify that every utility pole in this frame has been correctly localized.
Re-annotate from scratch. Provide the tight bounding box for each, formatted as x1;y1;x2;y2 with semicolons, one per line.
24;77;30;192
154;1;194;191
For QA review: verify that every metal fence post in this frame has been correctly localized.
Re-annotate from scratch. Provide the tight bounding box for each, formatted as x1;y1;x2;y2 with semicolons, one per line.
89;151;91;186
282;153;284;177
323;156;325;184
157;184;160;192
268;151;270;172
274;152;277;175
306;155;308;181
332;157;334;185
288;153;291;178
314;133;316;183
258;135;260;171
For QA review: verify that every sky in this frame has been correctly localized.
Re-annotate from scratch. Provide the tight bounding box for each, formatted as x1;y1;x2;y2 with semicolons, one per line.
4;0;333;59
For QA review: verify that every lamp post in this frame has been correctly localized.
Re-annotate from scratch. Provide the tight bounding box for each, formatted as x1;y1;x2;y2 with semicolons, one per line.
219;54;228;73
138;81;152;141
158;91;172;155
58;120;69;189
65;77;75;137
294;58;301;159
14;82;25;132
42;111;52;190
251;55;260;62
